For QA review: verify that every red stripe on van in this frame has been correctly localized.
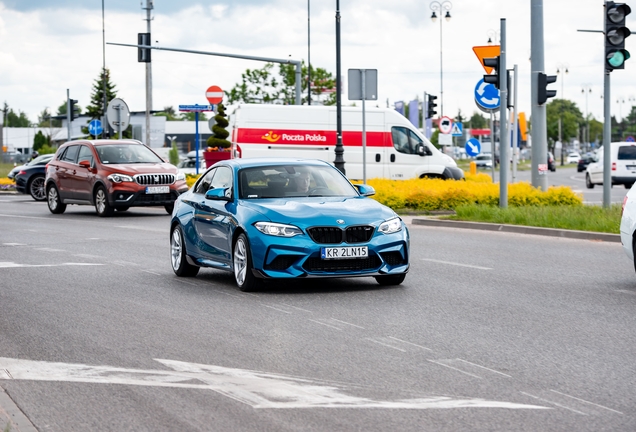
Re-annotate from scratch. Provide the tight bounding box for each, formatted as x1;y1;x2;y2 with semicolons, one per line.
235;128;389;147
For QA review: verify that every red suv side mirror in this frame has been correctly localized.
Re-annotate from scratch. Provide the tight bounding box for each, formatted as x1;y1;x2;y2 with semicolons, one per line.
78;160;91;169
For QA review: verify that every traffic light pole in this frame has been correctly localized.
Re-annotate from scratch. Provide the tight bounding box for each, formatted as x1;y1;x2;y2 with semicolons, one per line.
66;89;71;143
530;0;548;191
498;18;508;208
603;70;612;208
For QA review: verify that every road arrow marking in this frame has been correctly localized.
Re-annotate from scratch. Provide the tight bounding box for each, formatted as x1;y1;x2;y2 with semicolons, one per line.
0;357;549;410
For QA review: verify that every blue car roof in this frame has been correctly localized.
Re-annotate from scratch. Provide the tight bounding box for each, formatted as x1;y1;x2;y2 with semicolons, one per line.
218;158;334;170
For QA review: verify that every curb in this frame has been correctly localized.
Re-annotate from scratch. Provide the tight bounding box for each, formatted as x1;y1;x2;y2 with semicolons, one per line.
411;218;621;243
0;387;38;432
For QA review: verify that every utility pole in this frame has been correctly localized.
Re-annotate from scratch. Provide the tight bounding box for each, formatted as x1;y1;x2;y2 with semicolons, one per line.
143;0;153;146
531;0;549;191
334;0;345;174
102;0;107;138
498;18;508;208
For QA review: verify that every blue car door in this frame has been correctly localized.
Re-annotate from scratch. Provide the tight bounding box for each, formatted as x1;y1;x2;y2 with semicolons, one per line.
193;166;235;266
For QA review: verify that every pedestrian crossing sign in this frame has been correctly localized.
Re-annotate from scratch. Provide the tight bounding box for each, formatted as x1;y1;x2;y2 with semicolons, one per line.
451;122;463;137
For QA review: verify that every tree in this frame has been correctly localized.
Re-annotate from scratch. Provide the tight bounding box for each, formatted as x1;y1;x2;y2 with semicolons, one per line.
179;112;208;121
546;99;583;146
206;103;231;149
85;68;117;120
154;106;179;121
468;112;488;129
5;106;30;127
33;130;48;151
228;61;336;105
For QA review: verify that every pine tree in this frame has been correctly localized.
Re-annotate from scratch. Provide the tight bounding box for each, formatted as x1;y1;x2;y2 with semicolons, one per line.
85;68;117;120
206;103;231;149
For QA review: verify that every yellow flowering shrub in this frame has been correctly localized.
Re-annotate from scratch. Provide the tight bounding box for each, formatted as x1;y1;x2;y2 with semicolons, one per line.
177;170;583;211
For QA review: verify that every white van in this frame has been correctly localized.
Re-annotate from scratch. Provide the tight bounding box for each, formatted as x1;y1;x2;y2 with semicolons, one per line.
227;104;464;181
585;142;636;189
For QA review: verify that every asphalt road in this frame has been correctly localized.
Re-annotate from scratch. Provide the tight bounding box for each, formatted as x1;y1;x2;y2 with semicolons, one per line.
1;196;636;431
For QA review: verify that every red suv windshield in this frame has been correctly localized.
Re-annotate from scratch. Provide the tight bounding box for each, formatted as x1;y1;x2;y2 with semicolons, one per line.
95;144;164;165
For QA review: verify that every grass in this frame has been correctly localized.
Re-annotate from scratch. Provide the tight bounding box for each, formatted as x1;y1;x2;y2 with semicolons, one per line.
0;162;16;178
439;203;622;234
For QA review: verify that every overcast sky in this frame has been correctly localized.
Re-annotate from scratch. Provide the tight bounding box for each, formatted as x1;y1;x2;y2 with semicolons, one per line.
0;0;633;126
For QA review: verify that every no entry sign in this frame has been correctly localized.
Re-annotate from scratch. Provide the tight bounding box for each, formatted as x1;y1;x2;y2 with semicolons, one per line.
206;85;224;105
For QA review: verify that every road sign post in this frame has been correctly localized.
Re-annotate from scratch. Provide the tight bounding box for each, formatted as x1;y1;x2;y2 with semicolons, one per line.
348;69;378;184
179;104;216;174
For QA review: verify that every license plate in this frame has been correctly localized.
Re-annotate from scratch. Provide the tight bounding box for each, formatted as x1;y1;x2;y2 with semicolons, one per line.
146;186;170;194
321;246;368;260
627;165;636;170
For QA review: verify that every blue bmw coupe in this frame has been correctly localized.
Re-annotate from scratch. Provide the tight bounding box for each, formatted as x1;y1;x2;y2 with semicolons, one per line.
170;158;409;291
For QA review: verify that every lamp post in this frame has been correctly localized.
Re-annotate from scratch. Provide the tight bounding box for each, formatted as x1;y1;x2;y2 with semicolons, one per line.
556;63;569;165
430;1;452;117
581;85;592;152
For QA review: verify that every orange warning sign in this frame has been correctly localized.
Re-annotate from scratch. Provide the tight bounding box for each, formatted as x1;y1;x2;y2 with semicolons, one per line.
473;45;501;74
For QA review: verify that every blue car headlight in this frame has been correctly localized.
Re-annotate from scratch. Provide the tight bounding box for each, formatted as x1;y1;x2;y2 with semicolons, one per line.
108;173;134;183
254;222;303;237
378;217;402;234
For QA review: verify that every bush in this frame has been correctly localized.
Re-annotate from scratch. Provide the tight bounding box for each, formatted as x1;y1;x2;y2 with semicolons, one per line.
169;143;179;166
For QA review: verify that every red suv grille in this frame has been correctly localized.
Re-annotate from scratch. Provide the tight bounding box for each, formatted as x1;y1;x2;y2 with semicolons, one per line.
134;174;175;185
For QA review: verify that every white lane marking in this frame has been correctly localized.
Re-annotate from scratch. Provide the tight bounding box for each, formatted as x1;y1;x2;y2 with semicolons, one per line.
73;254;101;259
455;359;512;378
615;289;636;296
2;243;26;246
0;357;549;410
427;360;482;379
88;238;101;240
330;318;365;329
141;270;161;276
0;262;103;268
115;225;166;233
520;392;587;415
421;258;493;270
262;304;292;314
33;248;65;252
308;319;342;331
279;303;313;313
111;260;140;267
366;338;407;352
388;336;433;351
549;390;623;414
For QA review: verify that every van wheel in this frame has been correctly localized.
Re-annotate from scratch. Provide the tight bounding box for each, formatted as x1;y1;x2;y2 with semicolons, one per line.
585;173;594;189
625;183;634;189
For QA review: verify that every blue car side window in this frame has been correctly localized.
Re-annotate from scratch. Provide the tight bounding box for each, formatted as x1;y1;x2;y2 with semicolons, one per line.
195;169;216;194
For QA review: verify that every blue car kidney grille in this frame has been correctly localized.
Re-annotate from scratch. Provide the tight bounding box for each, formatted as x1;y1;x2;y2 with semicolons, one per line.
303;255;381;272
135;174;175;185
308;226;374;244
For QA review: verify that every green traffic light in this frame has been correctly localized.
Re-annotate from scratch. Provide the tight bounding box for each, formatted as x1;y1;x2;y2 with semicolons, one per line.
608;50;626;67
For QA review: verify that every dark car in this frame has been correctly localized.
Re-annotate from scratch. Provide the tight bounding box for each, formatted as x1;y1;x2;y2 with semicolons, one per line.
577;153;594;172
548;152;556;172
45;139;189;216
170;158;410;291
8;154;54;180
15;163;48;201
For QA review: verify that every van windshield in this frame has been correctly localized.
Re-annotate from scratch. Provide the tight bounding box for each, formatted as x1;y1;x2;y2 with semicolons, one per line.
618;145;636;160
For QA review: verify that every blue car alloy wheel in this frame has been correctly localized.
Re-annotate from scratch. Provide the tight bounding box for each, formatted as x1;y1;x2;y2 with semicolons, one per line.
170;158;410;291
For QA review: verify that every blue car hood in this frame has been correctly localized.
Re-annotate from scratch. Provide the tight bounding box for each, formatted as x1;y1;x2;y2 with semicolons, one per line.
240;197;397;226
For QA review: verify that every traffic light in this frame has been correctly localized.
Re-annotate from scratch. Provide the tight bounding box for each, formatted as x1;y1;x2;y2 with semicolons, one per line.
605;1;631;71
138;33;151;63
537;73;557;105
426;94;438;119
70;99;79;121
483;56;500;89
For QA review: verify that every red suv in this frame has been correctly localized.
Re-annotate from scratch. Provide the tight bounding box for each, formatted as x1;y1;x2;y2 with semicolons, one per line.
45;139;188;217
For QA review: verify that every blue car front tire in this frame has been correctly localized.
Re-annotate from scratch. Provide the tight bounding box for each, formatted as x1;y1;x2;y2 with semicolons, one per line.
234;233;262;292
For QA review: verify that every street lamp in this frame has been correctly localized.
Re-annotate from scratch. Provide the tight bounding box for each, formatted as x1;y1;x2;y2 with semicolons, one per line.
556;63;569;165
430;0;452;117
581;85;592;152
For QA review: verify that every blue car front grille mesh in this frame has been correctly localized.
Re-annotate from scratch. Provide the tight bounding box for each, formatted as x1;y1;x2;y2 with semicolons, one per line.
265;255;299;271
308;226;374;244
380;251;406;266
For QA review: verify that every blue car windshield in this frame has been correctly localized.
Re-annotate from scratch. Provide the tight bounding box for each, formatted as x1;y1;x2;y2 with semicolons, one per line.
238;165;358;199
96;144;164;164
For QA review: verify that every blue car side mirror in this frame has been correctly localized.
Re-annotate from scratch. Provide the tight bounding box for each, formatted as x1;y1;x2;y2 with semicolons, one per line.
354;184;375;196
205;188;231;201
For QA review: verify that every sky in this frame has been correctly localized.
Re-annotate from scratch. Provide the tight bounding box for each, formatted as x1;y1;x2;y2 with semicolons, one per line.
0;0;634;127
